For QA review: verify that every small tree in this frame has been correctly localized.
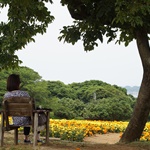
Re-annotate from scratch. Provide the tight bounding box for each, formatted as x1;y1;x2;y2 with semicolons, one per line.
59;0;150;143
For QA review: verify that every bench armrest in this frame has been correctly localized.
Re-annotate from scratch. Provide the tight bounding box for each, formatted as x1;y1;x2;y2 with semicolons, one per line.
33;108;52;113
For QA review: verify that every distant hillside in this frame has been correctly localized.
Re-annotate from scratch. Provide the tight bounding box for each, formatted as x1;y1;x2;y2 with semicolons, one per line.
124;86;140;97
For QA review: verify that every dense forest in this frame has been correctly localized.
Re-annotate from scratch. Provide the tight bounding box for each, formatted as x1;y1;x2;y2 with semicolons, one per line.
0;66;136;121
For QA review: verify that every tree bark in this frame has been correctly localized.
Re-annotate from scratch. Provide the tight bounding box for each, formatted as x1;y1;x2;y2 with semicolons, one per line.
120;30;150;143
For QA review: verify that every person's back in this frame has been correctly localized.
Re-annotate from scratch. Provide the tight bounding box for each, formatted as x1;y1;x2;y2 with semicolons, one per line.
4;90;31;126
4;74;31;143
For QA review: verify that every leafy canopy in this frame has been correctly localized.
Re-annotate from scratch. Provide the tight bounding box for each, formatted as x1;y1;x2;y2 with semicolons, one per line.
0;0;54;69
59;0;150;50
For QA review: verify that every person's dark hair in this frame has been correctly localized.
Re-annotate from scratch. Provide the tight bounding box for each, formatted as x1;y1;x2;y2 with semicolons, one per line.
7;74;21;91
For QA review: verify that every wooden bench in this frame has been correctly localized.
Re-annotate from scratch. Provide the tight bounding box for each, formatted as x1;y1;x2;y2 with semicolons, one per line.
0;97;51;147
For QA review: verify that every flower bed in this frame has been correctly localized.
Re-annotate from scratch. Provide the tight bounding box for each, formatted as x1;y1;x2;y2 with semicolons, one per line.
2;118;150;142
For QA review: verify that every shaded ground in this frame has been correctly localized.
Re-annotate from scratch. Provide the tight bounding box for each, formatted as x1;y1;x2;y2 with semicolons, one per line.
1;132;150;150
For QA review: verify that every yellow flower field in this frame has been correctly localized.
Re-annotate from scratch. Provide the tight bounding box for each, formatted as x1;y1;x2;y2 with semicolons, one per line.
1;117;150;142
49;119;150;142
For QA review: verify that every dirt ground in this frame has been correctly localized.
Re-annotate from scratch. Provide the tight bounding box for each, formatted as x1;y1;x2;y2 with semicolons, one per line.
83;133;120;144
45;133;147;150
2;132;150;150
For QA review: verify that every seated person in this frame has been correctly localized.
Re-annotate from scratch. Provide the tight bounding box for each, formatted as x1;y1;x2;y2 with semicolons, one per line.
4;74;42;143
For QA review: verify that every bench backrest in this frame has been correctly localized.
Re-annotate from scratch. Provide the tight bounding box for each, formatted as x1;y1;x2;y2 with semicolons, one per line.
2;97;35;128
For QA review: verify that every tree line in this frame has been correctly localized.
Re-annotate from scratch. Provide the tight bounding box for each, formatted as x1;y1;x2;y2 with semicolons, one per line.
0;66;136;121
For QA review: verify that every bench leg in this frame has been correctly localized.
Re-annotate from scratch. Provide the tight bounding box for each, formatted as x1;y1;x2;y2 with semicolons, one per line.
33;113;38;147
0;113;4;146
14;128;18;145
45;112;50;144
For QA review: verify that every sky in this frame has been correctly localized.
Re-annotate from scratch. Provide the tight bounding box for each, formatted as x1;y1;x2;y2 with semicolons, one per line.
16;1;143;87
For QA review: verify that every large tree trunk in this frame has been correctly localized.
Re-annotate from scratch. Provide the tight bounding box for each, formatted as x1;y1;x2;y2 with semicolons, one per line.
120;30;150;143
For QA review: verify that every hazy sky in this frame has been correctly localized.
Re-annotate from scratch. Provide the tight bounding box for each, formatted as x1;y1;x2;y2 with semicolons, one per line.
16;1;143;87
